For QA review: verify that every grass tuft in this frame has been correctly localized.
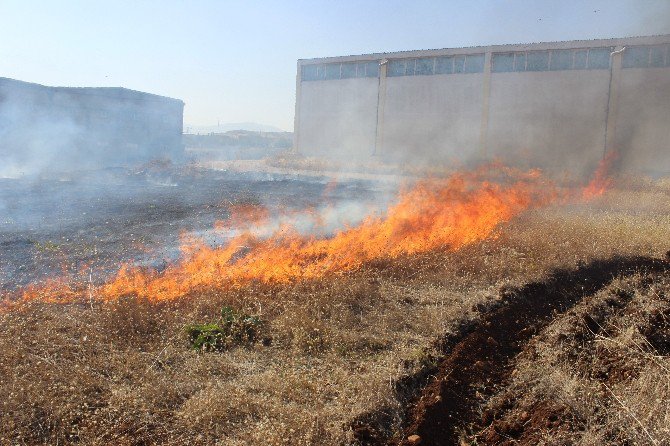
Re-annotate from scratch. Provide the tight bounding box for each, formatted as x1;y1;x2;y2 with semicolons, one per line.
185;306;267;352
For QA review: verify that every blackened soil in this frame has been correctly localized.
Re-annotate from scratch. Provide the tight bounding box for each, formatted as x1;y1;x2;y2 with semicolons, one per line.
0;167;383;292
354;256;669;446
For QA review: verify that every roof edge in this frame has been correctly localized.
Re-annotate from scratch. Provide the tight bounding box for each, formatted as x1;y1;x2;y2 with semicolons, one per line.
0;77;183;104
298;34;670;65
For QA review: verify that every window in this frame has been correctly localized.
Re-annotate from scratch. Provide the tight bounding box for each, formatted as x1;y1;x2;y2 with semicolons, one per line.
415;58;434;75
301;64;320;81
492;53;514;72
465;54;485;73
623;46;649;68
454;55;466;73
341;62;357;78
387;59;405;76
514;52;526;71
405;59;416;75
573;50;588;69
550;49;573;70
355;63;367;77
386;54;484;76
325;64;340;80
650;46;665;67
527;51;549;71
435;56;454;74
364;61;379;77
587;48;611;69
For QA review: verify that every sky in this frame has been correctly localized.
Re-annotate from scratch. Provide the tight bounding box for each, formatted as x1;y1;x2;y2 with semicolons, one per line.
1;0;669;131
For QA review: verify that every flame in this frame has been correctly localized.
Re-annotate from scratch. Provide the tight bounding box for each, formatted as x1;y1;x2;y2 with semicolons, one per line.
582;152;618;199
11;167;559;305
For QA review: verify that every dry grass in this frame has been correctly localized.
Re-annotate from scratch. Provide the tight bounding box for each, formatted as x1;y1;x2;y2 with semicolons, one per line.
477;270;670;445
1;185;669;445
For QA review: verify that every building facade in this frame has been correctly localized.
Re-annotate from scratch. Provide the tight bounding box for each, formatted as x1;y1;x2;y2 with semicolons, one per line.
0;77;184;172
294;35;670;176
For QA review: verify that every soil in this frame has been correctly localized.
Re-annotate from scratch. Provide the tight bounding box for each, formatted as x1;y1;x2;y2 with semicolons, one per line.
0;166;385;293
353;256;670;446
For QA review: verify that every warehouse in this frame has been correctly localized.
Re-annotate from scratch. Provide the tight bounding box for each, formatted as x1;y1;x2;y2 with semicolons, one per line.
293;35;670;176
0;77;184;173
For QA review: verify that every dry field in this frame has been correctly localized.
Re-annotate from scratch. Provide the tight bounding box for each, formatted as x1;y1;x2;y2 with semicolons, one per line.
1;178;669;445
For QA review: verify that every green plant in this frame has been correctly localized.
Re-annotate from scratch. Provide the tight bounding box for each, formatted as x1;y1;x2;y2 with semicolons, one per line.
185;306;266;352
33;240;61;253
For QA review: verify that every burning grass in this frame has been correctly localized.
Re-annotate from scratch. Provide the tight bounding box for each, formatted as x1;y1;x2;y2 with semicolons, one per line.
1;168;669;445
12;165;559;305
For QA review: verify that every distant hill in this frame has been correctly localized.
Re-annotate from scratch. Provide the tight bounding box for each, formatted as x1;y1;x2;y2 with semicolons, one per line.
184;122;287;134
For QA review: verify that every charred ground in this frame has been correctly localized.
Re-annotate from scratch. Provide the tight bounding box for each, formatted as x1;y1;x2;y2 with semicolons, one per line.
0;166;382;291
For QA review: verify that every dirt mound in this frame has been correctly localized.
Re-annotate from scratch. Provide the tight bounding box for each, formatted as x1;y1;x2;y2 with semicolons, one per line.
478;267;670;444
354;256;669;446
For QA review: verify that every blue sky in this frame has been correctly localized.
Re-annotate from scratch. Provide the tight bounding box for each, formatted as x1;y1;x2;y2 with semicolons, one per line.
1;0;669;130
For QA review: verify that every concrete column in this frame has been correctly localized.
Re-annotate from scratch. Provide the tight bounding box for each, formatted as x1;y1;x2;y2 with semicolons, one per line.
292;61;303;154
373;59;388;156
478;52;492;160
604;46;624;157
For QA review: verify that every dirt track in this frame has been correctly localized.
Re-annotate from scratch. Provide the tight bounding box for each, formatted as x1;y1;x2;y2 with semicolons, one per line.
354;255;670;446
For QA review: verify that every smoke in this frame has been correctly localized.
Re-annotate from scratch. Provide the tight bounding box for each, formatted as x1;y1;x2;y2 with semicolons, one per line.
0;86;81;177
0;78;183;178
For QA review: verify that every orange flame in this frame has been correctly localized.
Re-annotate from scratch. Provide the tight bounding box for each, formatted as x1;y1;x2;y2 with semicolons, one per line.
11;167;558;305
582;152;618;199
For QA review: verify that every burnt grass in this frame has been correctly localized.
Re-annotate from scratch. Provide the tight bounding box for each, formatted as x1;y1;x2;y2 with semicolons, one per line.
352;255;670;446
0;167;382;291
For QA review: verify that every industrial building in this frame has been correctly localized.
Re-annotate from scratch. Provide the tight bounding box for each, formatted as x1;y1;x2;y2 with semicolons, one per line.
0;77;184;172
293;35;670;176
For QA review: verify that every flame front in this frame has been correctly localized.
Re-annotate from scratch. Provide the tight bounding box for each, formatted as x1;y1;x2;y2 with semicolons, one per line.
13;167;565;305
583;152;618;199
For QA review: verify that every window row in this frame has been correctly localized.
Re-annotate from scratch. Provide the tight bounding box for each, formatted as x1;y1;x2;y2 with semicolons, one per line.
492;47;613;72
302;61;379;81
302;44;670;82
623;45;670;69
387;54;485;77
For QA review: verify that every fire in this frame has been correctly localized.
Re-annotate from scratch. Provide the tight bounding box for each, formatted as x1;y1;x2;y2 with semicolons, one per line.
583;152;618;199
4;159;614;310
11;167;558;305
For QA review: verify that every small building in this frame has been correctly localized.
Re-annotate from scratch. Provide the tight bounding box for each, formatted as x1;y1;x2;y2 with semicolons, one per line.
293;35;670;176
0;77;184;173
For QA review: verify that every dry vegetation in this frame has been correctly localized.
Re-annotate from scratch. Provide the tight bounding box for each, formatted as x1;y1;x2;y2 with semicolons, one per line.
475;269;670;445
1;182;669;445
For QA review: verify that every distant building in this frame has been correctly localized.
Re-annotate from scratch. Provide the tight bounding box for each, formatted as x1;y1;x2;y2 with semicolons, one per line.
0;77;184;172
294;35;670;176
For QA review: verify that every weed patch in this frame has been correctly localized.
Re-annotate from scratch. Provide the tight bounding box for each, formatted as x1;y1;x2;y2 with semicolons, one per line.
185;306;267;352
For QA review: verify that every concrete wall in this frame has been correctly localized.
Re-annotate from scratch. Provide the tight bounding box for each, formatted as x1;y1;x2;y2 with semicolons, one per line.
615;67;670;176
295;35;670;176
381;74;484;164
296;78;379;159
487;70;610;176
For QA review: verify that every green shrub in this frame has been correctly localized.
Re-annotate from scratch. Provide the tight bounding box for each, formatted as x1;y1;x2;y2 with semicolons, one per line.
185;306;266;352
